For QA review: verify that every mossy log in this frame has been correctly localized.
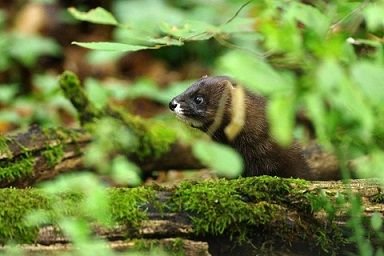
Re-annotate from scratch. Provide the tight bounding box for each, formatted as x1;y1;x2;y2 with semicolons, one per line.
0;239;209;256
0;124;341;187
0;177;383;255
0;125;203;187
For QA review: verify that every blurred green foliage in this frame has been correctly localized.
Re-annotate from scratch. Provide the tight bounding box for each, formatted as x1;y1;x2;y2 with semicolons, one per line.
0;11;60;71
67;1;384;254
0;6;69;128
1;0;384;254
69;0;384;179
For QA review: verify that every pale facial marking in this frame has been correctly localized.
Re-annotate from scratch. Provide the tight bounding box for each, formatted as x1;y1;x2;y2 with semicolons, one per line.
178;116;203;128
174;102;183;115
172;100;203;128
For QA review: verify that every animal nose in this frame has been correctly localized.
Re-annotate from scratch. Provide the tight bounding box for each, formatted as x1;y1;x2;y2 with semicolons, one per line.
169;99;178;111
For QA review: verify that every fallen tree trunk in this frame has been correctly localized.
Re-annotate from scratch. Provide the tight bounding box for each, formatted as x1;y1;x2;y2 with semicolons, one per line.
0;125;203;187
0;177;383;255
0;239;210;256
0;124;340;187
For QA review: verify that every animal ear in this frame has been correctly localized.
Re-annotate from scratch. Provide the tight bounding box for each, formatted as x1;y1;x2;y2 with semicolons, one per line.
221;79;236;89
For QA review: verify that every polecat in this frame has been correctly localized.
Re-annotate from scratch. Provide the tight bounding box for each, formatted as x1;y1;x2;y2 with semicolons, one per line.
169;76;311;179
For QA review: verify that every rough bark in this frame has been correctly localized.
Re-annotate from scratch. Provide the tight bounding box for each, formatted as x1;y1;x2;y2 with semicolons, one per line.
0;125;204;187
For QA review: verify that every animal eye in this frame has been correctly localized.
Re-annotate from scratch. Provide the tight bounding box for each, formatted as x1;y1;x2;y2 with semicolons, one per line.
194;96;204;104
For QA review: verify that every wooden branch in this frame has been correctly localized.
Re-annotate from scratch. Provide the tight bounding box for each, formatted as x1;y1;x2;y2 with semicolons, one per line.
0;125;90;187
0;125;203;188
0;178;382;255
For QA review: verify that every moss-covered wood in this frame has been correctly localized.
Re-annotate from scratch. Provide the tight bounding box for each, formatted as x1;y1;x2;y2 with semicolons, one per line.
0;186;155;244
0;238;209;256
59;71;177;160
0;124;203;187
0;177;383;255
0;126;90;187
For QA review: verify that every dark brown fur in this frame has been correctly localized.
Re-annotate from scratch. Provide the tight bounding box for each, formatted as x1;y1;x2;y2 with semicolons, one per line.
169;76;310;178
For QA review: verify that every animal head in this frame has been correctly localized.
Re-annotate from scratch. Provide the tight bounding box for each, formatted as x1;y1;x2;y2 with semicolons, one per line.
169;76;236;130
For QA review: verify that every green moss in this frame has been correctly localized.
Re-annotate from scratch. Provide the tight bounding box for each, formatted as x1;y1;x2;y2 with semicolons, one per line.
139;121;177;159
108;186;156;228
0;190;84;243
59;71;103;125
106;108;177;159
59;71;177;159
171;176;299;238
0;136;12;158
41;144;64;167
0;186;156;243
133;239;161;252
170;176;345;252
42;127;85;158
0;188;50;243
0;154;35;183
169;237;184;251
0;177;348;253
133;238;185;255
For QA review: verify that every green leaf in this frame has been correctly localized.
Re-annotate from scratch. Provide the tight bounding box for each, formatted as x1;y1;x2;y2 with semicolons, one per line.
261;19;302;53
33;74;59;95
114;28;184;47
25;210;50;226
267;93;295;146
86;51;125;65
10;34;61;67
316;59;345;94
112;0;184;32
370;212;383;231
59;219;90;244
363;4;384;31
84;185;111;225
305;93;329;146
111;156;141;186
0;84;18;103
192;140;243;178
0;110;22;123
72;42;151;52
217;50;293;95
317;60;375;141
68;7;118;25
351;61;384;105
160;21;215;41
287;3;330;36
355;149;384;179
84;78;109;109
123;79;159;100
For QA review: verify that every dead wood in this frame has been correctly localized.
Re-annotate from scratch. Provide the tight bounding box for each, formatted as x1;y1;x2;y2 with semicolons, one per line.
0;179;382;255
0;125;203;187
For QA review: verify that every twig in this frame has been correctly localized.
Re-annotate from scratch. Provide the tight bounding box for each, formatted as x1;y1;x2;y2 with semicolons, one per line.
225;0;253;25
